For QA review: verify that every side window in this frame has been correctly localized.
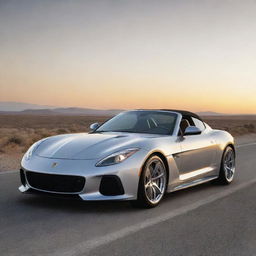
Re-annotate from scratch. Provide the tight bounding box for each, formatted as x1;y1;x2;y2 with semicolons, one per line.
192;117;206;131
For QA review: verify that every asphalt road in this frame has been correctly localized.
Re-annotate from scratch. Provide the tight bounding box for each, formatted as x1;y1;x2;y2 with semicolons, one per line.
1;143;256;256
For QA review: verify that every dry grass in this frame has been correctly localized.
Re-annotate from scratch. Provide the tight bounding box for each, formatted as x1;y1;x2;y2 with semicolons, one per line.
0;115;109;171
202;115;256;136
0;114;255;171
0;115;109;153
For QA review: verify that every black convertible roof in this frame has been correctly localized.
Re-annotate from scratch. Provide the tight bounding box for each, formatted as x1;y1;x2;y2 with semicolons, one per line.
136;109;202;120
160;109;202;120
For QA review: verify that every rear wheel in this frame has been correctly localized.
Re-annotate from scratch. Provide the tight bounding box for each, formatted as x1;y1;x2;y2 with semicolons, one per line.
216;146;235;184
131;155;167;208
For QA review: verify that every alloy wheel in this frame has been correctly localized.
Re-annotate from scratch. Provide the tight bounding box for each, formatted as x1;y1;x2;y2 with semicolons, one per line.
224;148;235;182
144;158;166;204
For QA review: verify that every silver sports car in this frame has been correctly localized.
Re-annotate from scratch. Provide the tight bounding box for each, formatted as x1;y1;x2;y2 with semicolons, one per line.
19;110;236;208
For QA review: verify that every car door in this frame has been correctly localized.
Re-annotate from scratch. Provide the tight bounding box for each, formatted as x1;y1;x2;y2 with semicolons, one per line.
176;117;217;180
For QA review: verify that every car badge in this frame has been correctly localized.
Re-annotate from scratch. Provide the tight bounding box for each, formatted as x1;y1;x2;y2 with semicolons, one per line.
51;162;58;168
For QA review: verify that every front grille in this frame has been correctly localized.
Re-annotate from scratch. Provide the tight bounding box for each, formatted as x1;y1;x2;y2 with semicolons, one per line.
25;171;85;193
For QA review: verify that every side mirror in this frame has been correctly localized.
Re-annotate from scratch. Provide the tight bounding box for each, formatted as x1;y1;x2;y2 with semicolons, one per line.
90;123;100;131
184;126;201;136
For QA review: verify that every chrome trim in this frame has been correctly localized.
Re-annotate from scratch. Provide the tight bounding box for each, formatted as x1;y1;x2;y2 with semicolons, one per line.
174;176;218;191
179;167;215;181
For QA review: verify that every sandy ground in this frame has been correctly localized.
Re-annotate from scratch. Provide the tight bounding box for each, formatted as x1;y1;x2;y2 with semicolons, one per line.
235;133;256;145
0;153;22;172
0;133;255;172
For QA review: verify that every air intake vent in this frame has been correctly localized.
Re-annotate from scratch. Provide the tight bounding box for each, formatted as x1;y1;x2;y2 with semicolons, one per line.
99;175;124;196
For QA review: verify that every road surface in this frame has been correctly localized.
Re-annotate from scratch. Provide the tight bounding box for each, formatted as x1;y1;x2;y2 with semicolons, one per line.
0;142;256;256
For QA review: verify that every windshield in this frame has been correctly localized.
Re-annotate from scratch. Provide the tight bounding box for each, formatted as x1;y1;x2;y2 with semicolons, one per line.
95;111;177;135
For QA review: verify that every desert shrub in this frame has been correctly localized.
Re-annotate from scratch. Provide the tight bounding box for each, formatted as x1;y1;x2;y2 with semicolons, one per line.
68;126;82;133
223;127;230;132
30;134;43;144
56;128;69;134
244;123;255;133
7;135;24;145
39;133;53;139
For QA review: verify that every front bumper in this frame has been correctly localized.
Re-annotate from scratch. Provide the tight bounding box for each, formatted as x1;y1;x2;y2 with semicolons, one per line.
19;151;147;201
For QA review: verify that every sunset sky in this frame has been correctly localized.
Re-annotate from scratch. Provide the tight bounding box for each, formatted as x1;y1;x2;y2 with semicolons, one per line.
0;0;256;114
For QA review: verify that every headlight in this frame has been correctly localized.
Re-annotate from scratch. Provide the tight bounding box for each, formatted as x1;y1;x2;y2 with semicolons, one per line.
24;139;45;161
96;148;140;167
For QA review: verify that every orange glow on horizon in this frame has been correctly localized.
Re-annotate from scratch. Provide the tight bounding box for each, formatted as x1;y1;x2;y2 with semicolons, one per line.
0;1;256;115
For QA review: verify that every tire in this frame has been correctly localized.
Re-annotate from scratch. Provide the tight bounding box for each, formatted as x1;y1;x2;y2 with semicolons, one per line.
216;146;235;185
131;155;167;208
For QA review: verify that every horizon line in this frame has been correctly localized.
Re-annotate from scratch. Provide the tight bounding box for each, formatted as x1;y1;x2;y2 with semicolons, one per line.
0;101;255;116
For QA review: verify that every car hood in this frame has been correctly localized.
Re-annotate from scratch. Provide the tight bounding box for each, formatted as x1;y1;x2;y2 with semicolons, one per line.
35;132;159;160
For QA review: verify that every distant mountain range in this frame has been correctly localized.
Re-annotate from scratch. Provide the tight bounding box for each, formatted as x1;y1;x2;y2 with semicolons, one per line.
0;102;123;116
0;102;56;111
196;111;224;116
0;102;226;116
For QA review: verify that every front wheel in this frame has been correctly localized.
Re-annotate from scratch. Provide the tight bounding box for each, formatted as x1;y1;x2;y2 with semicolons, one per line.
131;155;167;208
216;146;236;184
